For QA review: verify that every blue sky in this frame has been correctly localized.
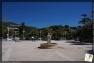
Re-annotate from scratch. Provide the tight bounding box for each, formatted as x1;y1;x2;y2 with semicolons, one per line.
2;2;92;28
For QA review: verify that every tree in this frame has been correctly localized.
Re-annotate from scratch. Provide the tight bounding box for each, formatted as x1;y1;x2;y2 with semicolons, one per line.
42;27;50;37
79;14;91;24
80;21;93;42
81;14;87;18
0;21;2;37
30;27;39;38
2;22;7;38
19;22;26;38
64;25;69;29
79;18;91;24
78;14;92;43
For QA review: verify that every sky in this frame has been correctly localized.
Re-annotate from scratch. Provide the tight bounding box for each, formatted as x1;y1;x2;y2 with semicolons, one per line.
2;2;92;28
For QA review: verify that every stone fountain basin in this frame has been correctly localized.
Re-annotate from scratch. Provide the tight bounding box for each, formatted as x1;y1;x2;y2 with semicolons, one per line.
39;43;58;49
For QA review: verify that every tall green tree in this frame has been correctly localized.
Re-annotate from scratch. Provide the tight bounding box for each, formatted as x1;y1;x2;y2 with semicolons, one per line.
80;21;92;42
79;14;91;24
81;14;87;18
78;14;92;42
30;27;39;38
19;22;26;38
42;26;51;37
2;22;7;37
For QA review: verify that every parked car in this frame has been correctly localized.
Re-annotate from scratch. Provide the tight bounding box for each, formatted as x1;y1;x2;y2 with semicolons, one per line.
51;37;60;40
42;37;47;41
25;37;31;40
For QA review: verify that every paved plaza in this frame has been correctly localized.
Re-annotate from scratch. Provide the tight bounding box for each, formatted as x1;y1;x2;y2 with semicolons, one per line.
2;40;92;61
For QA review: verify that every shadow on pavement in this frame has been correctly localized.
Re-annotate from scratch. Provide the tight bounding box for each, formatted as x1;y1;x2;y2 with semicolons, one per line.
66;41;92;45
86;50;94;54
66;41;93;54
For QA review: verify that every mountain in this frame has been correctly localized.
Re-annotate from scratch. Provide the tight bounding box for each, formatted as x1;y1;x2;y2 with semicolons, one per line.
2;21;20;27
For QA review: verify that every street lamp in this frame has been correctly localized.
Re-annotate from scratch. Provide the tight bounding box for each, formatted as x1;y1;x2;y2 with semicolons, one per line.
7;27;9;40
23;30;25;40
40;30;42;40
15;31;17;38
65;31;67;40
50;28;53;38
7;34;9;41
7;27;9;35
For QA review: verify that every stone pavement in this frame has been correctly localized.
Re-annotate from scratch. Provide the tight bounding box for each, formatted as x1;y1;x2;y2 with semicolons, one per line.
2;40;92;61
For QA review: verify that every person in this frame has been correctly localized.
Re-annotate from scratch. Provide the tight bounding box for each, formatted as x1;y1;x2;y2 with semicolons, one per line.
79;36;82;43
76;37;79;42
31;36;35;41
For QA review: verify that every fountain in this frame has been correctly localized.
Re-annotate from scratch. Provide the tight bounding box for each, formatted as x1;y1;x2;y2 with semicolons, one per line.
38;33;58;49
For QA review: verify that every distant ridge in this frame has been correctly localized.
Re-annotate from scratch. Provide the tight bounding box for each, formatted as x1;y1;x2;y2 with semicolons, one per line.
2;21;20;27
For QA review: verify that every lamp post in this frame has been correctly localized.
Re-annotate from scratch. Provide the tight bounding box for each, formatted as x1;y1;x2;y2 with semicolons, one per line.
40;30;42;40
7;27;9;35
23;30;25;40
65;31;67;40
77;26;81;41
7;34;9;41
7;27;9;40
15;31;17;38
50;28;52;38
